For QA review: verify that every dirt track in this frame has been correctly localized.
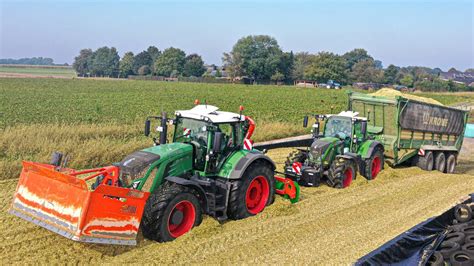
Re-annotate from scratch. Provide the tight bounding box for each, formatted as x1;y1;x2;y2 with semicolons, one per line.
1;140;473;264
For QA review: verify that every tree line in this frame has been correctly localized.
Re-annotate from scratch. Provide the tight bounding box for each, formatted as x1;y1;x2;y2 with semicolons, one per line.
0;57;60;65
223;36;472;91
73;46;205;78
72;35;473;91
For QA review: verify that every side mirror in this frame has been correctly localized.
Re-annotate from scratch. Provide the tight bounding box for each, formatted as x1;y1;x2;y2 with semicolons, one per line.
144;120;151;136
361;120;367;138
312;121;320;137
303;116;309;128
212;132;223;154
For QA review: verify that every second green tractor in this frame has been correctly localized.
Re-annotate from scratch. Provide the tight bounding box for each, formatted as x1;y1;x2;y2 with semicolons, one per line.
282;111;384;188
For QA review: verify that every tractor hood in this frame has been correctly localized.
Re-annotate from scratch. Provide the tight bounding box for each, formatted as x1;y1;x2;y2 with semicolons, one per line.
118;143;193;186
141;142;193;158
310;137;340;161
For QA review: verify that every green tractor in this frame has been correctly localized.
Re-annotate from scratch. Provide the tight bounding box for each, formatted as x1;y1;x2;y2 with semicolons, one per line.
132;104;284;241
121;102;302;242
283;111;385;188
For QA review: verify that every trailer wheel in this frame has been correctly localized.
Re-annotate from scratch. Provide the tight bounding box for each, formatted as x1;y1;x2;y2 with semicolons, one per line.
141;181;202;242
445;154;457;173
329;158;356;189
361;147;384;180
227;161;275;220
417;151;434;171
434;152;446;173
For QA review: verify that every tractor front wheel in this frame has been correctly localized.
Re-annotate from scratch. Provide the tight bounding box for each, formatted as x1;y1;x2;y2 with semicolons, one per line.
141;181;202;242
227;162;275;220
328;158;356;189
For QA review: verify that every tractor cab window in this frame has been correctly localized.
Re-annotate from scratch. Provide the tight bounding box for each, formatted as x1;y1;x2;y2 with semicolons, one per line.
324;116;352;140
217;123;232;143
353;121;364;141
174;118;210;146
174;118;210;171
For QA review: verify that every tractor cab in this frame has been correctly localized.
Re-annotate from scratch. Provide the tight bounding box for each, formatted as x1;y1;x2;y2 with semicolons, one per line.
172;104;247;173
304;111;368;154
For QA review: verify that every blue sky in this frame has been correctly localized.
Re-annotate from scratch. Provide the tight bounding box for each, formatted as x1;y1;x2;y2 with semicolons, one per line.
0;0;472;70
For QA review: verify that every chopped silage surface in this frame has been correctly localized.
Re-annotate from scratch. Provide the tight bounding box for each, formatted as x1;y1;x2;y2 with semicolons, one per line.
1;146;474;264
370;88;444;105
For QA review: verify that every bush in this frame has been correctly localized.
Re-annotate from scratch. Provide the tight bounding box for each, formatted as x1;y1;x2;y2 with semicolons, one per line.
414;78;470;92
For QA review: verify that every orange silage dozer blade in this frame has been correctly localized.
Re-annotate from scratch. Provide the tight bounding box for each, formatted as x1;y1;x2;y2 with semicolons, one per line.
9;161;150;245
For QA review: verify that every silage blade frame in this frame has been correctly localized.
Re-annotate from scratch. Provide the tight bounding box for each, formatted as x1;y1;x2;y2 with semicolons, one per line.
9;161;150;246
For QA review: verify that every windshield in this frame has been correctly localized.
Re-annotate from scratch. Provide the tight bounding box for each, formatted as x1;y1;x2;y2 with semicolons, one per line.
174;118;210;144
324;116;352;138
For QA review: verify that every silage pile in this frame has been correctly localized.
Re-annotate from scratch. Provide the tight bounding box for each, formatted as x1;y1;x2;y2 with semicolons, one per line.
370;88;444;106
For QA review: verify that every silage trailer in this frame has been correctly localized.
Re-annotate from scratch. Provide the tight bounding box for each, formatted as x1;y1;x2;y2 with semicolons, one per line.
348;91;468;173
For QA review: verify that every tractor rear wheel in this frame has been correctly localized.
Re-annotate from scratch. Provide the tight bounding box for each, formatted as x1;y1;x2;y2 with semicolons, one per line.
141;181;202;242
362;147;384;180
227;162;275;220
417;151;434;171
328;158;356;189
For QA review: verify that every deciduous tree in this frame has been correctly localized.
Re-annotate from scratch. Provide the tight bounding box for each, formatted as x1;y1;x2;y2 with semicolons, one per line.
154;47;186;77
223;35;283;80
72;49;93;76
119;52;134;78
133;51;153;75
183;54;205;77
383;64;401;84
343;48;373;70
90;47;120;77
304;52;348;84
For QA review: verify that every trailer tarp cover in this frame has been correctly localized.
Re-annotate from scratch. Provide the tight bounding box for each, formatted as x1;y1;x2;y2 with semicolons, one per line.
356;195;472;265
400;101;466;135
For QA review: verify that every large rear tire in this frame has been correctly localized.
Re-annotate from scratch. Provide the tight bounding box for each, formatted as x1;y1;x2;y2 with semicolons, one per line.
227;162;275;220
328;158;356;189
435;152;446;173
141;181;202;242
417;151;434;171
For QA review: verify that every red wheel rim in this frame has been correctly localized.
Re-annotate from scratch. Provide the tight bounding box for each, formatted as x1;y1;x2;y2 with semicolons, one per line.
371;156;382;179
245;175;270;215
343;169;353;188
167;200;196;238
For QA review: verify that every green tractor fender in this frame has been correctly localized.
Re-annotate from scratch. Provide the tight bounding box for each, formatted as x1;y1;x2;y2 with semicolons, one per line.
164;175;210;213
227;152;276;180
357;140;385;179
358;140;384;160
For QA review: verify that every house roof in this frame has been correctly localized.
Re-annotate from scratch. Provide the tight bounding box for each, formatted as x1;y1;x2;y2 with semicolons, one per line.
175;105;245;123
